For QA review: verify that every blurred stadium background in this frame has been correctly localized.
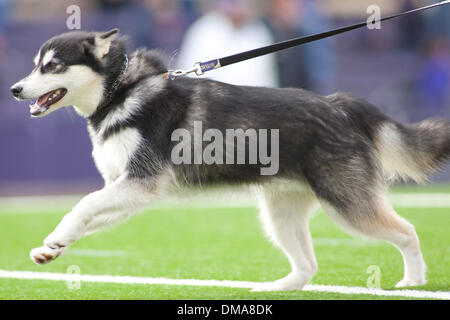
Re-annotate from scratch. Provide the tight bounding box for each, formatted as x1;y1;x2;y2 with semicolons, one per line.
0;0;449;195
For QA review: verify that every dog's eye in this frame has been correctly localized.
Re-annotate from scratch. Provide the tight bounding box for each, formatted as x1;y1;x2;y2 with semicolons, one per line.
44;61;59;72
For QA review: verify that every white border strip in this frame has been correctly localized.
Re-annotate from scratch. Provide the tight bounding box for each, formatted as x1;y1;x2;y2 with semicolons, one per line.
389;193;450;208
0;193;449;212
0;269;448;300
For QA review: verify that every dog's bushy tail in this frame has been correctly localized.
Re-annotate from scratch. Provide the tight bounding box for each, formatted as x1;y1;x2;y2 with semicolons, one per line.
375;118;450;183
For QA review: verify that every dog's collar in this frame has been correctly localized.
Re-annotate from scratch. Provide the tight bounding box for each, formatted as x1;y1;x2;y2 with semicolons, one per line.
99;54;129;109
112;54;129;92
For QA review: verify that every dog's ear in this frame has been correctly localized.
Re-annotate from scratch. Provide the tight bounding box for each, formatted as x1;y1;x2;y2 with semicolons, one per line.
94;28;119;58
82;29;119;59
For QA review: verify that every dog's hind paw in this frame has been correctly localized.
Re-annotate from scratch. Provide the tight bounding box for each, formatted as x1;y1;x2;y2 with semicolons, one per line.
30;245;65;265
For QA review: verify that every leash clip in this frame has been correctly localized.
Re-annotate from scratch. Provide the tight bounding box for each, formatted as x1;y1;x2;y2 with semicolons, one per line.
193;62;204;76
168;62;204;80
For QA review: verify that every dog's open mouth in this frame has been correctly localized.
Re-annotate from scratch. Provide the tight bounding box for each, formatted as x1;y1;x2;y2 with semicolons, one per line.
29;88;67;116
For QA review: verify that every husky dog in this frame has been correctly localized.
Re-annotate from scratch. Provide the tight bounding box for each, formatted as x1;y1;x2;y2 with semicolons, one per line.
11;29;449;291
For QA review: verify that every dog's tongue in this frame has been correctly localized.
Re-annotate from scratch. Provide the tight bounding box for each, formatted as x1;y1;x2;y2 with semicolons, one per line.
37;91;53;106
29;91;52;115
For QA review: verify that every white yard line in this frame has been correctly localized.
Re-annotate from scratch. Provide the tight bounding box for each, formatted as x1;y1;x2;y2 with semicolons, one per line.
0;269;448;299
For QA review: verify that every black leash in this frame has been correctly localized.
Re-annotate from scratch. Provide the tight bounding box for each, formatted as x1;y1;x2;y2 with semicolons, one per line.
165;0;450;80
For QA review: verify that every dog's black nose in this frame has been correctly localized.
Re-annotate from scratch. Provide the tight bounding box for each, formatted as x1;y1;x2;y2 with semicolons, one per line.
10;84;23;97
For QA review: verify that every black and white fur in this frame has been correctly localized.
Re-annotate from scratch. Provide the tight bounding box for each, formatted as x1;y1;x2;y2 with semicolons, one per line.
11;29;450;291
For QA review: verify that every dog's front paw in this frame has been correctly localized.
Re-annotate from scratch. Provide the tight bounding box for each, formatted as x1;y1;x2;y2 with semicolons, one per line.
43;231;74;249
251;273;309;292
395;277;426;288
30;245;65;264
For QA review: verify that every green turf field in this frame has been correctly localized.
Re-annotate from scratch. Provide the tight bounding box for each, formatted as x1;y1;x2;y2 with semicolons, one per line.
0;186;449;300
